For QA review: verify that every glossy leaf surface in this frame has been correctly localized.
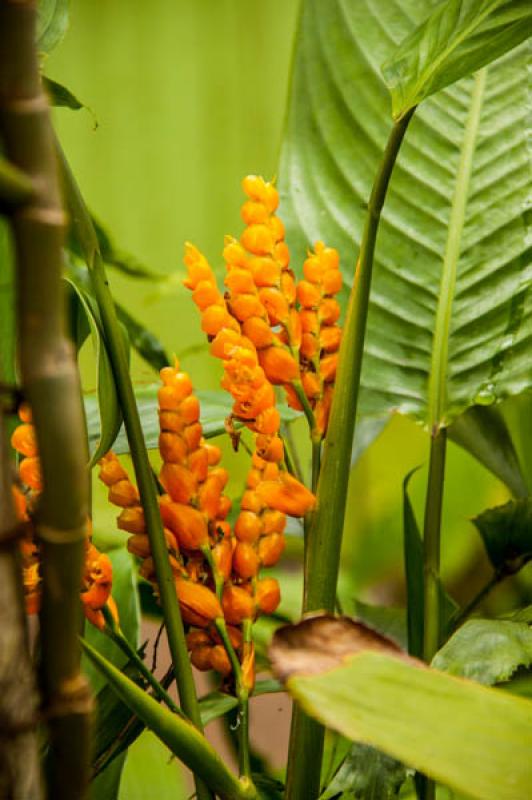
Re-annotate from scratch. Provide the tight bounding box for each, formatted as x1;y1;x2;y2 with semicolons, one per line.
280;0;532;429
383;0;532;119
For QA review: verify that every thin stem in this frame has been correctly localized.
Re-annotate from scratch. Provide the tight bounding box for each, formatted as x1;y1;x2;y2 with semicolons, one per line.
422;428;447;663
57;148;212;800
291;378;317;436
214;618;251;780
285;109;415;800
420;428;447;800
311;438;321;494
451;572;501;630
280;424;303;483
101;606;185;718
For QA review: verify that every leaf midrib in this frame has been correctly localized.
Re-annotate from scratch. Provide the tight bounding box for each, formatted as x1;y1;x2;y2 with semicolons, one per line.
428;68;487;429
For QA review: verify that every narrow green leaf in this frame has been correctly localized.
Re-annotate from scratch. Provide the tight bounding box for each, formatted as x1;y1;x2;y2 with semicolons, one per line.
65;278;91;351
280;1;531;429
320;742;407;800
65;277;122;466
115;303;170;373
43;76;83;110
270;618;532;800
320;731;352;794
472;498;532;574
118;732;188;800
382;0;532;119
0;156;33;207
252;774;284;800
90;755;126;800
402;469;424;658
36;0;69;55
448;405;528;498
433;619;532;685
197;691;238;726
81;640;256;800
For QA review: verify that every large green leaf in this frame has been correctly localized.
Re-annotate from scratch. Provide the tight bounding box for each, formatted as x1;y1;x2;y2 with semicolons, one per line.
118;732;187;800
270;616;532;800
382;0;532;119
279;0;532;430
320;742;407;800
433;618;532;685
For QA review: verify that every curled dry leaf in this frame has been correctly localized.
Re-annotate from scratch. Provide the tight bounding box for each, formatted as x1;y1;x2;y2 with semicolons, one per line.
269;614;419;683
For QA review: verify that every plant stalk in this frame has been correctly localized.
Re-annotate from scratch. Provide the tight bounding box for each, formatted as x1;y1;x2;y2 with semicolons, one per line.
0;3;92;798
285;108;415;800
56;147;212;800
422;428;447;663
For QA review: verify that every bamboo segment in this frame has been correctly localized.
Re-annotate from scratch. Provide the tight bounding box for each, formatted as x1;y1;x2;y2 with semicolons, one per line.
0;2;92;798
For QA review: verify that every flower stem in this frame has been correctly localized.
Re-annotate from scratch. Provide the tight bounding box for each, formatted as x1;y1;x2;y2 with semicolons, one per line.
285;108;415;800
57;147;212;800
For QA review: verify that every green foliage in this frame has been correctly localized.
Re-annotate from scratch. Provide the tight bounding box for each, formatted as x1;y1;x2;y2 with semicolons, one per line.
472;498;532;573
43;76;85;111
433;618;532;684
448;404;528;498
37;0;69;55
283;651;532;800
382;0;532;119
280;0;532;429
320;743;407;800
118;732;187;800
65;275;123;466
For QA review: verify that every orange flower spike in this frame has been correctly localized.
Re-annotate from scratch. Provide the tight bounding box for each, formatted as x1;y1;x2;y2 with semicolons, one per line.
222;584;255;625
11;423;38;458
256;472;316;517
175;578;223;627
255;577;281;615
19;457;42;492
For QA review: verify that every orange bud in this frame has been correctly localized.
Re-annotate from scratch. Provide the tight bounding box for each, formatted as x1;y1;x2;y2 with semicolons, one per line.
302;371;321;400
255;434;283;463
160;498;208;549
262;510;286;534
99;453;129;486
235;511;262;543
241;224;274;256
19;457;42;491
284;385;303;411
320;353;338;382
83;606;106;631
259;347;298;385
300;332;318;360
258;287;289;325
158;432;187;463
233;542;260;579
230;293;267;322
18;403;32;423
204;443;222;465
118;506;146;534
176;578;222;627
242;317;274;348
188;447;209;482
319;298;341;324
269;215;285;243
183;423;203;451
159;410;186;434
322;269;342;295
255;577;281;614
316;243;340;270
303;255;323;283
212;538;232;580
160;463;197;504
273;241;289;268
258;533;285;566
224;268;256;295
223;238;248;268
184;243;215;288
246;469;262;489
186;629;211;650
262;462;280;481
256;472;315;517
197;475;222;519
240;489;264;514
108;479;139;508
12;486;28;521
179;395;201;424
250;256;280;287
320;325;342;353
222;584;255;624
202;305;233;337
297;280;321;308
217;495;232;520
126;533;152;559
210;644;232;675
242;176;278;213
193;281;222;310
300;309;319;335
254;407;281;435
11;424;37;458
241;200;270;225
160;368;194;397
191;645;213;671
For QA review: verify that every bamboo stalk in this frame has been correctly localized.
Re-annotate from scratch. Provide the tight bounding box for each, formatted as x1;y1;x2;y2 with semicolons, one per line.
285;109;415;800
0;2;92;798
0;401;42;799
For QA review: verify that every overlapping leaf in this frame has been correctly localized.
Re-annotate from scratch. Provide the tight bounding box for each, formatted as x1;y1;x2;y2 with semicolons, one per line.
279;0;532;429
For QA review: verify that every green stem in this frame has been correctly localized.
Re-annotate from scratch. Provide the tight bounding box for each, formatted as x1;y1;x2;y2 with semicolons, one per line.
451;572;501;631
291;378;317;436
101;606;185;718
214;618;251;780
285;109;415;800
57;148;212;800
420;429;447;800
422;428;447;663
311;438;321;494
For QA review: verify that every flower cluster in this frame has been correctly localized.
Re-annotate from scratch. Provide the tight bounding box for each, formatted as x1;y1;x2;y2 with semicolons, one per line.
11;405;117;630
185;175;342;436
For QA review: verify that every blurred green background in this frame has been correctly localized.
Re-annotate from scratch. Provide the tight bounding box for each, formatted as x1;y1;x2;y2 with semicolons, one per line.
45;0;527;794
